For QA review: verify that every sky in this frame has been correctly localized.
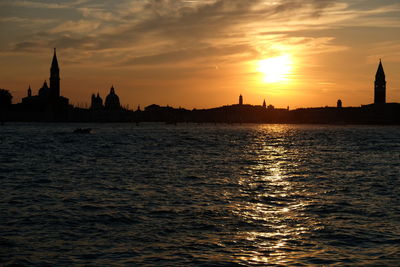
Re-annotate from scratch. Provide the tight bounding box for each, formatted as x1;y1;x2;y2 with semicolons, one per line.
0;0;399;109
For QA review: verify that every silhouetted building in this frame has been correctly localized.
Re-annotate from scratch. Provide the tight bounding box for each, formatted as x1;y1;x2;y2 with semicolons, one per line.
38;80;50;97
50;48;60;98
263;99;266;108
374;59;386;104
337;99;342;108
105;86;121;110
91;93;103;110
239;94;243;105
21;48;69;119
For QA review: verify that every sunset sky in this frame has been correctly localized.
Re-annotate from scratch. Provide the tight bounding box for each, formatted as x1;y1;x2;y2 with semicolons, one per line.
1;0;399;109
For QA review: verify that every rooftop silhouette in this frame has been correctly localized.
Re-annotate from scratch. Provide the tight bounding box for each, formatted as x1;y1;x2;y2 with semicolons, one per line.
1;51;399;124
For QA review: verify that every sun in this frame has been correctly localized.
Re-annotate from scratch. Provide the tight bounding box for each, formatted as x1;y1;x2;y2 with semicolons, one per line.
257;55;293;83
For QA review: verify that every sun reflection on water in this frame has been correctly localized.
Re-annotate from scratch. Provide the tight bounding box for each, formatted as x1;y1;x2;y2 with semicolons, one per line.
231;125;320;265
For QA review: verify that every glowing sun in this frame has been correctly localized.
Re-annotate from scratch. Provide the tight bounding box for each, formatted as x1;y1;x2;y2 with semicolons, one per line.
258;55;292;83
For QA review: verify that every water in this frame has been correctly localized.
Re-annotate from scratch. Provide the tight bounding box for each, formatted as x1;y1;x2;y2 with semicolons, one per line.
1;123;400;266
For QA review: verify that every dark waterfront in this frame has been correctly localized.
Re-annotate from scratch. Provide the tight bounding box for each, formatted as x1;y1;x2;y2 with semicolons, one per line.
1;123;400;265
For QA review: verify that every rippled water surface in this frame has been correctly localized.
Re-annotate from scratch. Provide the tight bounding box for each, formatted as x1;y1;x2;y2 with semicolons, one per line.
1;123;400;265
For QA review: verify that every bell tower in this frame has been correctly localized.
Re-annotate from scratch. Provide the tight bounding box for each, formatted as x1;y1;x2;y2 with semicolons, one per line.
374;59;386;104
50;48;60;98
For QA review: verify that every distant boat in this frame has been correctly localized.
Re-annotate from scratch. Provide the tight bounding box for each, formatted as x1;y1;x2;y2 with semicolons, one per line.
73;128;92;134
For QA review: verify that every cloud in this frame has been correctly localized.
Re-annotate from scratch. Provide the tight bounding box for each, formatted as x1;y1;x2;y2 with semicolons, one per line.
48;20;101;34
6;0;400;69
0;0;92;9
120;44;258;66
0;0;70;9
12;41;44;51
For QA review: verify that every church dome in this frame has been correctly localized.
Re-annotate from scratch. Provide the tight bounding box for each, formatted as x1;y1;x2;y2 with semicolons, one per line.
38;80;50;97
105;86;121;110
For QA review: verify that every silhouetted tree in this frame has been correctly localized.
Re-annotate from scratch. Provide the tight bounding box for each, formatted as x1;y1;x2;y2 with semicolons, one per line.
0;89;12;108
0;89;12;124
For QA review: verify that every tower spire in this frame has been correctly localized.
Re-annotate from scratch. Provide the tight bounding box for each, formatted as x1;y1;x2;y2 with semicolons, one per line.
374;59;386;104
51;48;59;69
50;48;60;97
375;59;385;80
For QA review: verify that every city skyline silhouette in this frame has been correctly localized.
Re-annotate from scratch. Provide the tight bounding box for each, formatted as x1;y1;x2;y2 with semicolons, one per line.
1;1;399;109
1;48;400;124
2;48;399;111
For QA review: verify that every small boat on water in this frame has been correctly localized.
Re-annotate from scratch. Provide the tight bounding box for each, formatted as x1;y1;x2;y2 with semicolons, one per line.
73;128;92;134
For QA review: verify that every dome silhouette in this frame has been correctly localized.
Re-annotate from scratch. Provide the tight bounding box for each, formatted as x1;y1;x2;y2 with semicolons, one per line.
105;85;121;110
